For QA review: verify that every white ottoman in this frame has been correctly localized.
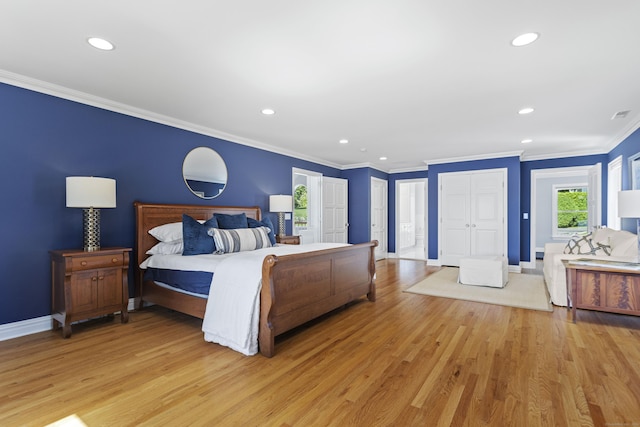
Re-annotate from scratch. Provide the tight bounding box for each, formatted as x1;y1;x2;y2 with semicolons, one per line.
459;256;508;288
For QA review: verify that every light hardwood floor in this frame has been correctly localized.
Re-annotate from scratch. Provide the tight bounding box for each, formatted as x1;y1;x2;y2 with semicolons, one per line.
2;259;640;426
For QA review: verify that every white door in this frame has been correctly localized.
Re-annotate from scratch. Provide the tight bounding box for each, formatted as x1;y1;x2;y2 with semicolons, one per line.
322;177;348;243
440;173;471;265
439;169;506;266
470;171;505;257
396;179;428;260
371;177;388;260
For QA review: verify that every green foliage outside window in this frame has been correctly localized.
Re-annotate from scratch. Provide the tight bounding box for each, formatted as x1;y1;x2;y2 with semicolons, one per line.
294;185;308;226
557;188;588;229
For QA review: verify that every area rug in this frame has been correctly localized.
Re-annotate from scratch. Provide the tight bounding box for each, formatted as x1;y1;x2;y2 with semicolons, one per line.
405;267;553;312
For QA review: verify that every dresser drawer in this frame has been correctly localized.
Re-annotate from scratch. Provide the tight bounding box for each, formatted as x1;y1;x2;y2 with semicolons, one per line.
71;254;124;271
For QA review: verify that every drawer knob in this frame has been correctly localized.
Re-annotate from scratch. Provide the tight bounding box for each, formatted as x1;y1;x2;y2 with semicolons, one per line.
112;258;118;263
81;261;87;266
92;277;97;281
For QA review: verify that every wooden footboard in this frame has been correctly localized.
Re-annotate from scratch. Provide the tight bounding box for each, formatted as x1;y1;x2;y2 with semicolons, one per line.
134;201;377;357
259;241;377;357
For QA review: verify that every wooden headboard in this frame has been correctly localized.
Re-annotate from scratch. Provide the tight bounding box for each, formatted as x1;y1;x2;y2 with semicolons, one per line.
133;201;261;294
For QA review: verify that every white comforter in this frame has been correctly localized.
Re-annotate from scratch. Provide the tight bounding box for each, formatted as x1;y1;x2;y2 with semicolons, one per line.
201;242;346;355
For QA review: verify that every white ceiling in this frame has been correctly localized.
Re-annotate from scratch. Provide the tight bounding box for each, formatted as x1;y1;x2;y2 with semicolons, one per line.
2;1;640;172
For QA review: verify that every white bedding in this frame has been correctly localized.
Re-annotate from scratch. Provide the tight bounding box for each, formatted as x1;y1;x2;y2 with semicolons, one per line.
202;242;346;355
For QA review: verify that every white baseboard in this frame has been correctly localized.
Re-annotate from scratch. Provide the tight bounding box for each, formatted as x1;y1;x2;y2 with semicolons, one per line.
0;315;52;341
0;298;138;342
520;261;537;270
427;258;441;266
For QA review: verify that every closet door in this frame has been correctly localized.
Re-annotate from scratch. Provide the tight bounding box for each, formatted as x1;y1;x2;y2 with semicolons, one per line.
440;174;471;266
439;169;506;266
470;171;504;257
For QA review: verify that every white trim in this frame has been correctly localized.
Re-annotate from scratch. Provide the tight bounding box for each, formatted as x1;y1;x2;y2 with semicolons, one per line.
0;298;137;341
425;151;523;166
0;316;52;341
394;178;428;261
608;155;623;230
519;261;536;270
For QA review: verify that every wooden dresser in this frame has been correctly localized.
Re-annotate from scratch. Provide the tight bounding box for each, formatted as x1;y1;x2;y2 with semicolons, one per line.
564;258;640;323
50;247;131;337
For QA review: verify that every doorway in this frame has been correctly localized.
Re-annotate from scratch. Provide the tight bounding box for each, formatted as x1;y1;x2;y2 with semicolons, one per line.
292;168;322;244
395;179;428;260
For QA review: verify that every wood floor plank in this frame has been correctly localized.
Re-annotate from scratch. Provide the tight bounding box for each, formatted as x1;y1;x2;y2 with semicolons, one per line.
1;259;640;426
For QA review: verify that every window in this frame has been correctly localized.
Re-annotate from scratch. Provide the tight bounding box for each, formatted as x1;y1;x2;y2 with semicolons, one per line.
552;184;588;236
293;184;308;230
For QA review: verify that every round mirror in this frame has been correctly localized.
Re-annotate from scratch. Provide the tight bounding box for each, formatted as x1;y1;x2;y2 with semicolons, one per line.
182;147;228;199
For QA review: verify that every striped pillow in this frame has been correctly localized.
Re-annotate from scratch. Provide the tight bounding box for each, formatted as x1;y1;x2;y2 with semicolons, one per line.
208;227;273;254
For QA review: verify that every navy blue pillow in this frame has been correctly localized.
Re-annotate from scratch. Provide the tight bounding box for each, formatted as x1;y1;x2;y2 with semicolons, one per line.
214;213;248;229
182;214;218;256
248;217;277;246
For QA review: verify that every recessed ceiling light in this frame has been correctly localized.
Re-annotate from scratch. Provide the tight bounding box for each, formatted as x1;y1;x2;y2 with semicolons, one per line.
511;32;539;47
87;37;114;51
379;156;387;161
261;108;275;115
521;139;533;144
518;107;535;115
339;139;349;144
360;148;367;152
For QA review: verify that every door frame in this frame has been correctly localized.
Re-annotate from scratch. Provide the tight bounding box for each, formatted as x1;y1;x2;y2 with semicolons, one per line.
292;167;322;244
529;164;601;269
394;178;428;259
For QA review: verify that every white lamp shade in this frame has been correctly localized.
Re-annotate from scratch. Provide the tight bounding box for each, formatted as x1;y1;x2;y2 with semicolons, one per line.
618;190;640;218
66;177;117;208
269;195;293;212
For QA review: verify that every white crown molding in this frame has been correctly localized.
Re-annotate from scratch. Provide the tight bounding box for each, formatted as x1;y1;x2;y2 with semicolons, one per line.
603;113;640;153
520;147;608;162
0;69;343;171
388;165;429;174
424;150;524;166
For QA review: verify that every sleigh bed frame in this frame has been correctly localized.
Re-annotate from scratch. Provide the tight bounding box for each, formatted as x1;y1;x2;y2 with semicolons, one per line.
134;202;377;357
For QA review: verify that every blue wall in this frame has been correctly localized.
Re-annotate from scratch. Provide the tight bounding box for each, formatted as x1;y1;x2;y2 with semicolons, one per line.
0;82;342;324
2;79;639;326
341;167;389;244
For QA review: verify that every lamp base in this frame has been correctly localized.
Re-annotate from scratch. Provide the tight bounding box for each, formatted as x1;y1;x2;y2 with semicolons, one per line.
278;212;286;237
83;207;101;252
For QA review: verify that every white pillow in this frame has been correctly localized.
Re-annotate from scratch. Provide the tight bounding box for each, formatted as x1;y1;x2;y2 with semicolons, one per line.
208;227;272;253
148;220;205;242
146;241;184;255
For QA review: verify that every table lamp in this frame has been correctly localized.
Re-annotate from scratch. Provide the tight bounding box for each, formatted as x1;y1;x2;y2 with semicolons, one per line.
269;195;293;237
66;176;117;251
618;189;640;262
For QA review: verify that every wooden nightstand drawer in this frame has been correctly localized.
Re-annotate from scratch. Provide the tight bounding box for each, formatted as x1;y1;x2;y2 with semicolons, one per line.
72;253;124;271
276;235;300;245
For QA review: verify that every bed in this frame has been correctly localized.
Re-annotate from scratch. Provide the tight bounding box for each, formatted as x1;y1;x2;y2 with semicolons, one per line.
134;201;377;357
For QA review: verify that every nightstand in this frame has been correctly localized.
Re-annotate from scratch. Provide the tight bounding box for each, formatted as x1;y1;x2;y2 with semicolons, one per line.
276;235;300;245
50;247;131;338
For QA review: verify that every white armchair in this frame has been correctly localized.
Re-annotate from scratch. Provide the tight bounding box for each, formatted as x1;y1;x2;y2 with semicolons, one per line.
542;228;638;306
